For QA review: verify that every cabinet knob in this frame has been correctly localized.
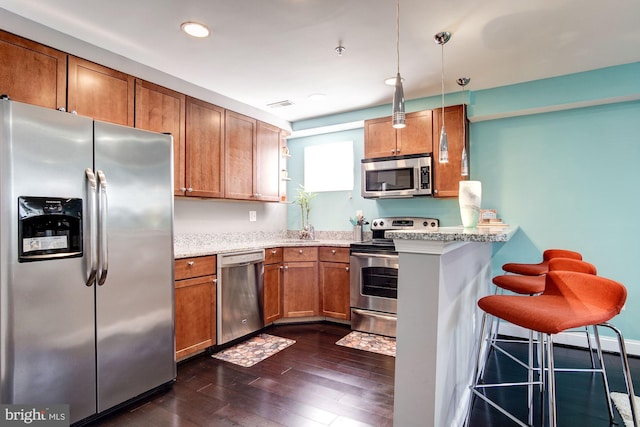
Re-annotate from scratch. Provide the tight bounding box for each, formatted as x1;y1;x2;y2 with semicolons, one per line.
179;187;187;193
299;249;303;254
345;267;350;272
212;278;217;284
279;265;284;270
187;187;193;192
284;265;289;270
331;249;336;254
187;261;195;267
271;249;277;254
391;149;395;154
396;148;400;153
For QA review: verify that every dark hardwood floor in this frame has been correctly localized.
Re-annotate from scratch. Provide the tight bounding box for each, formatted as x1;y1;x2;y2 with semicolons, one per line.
468;338;639;426
89;323;395;427
86;323;639;427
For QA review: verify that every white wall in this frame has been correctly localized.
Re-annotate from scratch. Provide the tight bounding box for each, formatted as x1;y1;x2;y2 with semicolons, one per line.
174;198;288;235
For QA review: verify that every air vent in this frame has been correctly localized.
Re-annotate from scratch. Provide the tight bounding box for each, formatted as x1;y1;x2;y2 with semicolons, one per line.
267;100;294;108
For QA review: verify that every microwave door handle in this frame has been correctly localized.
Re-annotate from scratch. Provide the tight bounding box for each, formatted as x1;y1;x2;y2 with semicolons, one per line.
84;168;98;286
96;170;109;286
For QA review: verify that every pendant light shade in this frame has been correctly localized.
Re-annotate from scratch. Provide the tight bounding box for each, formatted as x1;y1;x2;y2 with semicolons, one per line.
457;77;470;176
434;31;451;163
391;0;406;128
392;72;405;128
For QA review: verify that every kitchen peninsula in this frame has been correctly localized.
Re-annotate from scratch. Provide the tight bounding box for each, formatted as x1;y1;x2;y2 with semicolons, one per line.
385;225;518;427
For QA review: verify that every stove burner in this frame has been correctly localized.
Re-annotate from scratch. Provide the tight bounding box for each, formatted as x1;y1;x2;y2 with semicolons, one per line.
350;216;439;254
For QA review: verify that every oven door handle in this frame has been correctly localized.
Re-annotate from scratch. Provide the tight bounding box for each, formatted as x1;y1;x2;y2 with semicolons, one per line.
352;309;397;321
351;252;398;259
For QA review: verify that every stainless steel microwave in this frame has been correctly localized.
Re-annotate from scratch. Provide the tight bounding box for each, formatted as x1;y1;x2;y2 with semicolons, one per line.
361;153;432;198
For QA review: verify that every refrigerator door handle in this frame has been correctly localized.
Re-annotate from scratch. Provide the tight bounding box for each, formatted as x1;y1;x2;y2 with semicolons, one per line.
85;168;98;286
97;170;109;286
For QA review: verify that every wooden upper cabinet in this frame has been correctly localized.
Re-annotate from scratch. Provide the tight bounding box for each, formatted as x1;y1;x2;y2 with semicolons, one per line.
134;79;186;196
185;97;225;198
224;110;257;200
364;116;398;158
67;56;134;126
256;121;281;202
364;110;433;159
432;104;468;198
0;29;66;110
398;110;433;156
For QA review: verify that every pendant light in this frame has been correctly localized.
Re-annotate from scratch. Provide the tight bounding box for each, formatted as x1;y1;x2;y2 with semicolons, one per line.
457;77;470;176
434;31;451;163
391;0;405;129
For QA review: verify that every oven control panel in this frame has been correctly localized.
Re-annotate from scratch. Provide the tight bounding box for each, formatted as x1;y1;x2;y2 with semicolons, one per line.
370;217;439;231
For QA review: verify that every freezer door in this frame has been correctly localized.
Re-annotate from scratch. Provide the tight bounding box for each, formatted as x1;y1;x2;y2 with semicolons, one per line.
0;100;97;423
93;121;175;412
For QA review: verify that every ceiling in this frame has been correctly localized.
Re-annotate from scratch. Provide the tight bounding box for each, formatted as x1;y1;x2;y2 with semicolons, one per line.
1;0;640;124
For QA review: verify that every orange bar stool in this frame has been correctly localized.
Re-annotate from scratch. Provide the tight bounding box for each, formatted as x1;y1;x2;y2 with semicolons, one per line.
501;249;583;276
467;271;638;427
488;259;599;371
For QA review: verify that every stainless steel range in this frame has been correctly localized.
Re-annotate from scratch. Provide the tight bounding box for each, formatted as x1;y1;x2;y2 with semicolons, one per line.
350;217;439;337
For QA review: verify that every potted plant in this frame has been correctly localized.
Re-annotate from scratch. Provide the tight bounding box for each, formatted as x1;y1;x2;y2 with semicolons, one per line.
293;185;317;239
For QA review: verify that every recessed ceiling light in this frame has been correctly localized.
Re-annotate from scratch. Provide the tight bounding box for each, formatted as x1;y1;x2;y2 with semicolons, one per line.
308;93;326;101
384;76;405;86
180;21;210;38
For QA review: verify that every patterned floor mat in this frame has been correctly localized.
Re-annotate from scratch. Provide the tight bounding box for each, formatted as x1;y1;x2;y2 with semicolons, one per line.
212;334;295;367
336;331;396;357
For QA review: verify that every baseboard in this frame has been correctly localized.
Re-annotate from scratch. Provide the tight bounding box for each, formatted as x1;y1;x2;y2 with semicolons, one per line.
499;323;640;357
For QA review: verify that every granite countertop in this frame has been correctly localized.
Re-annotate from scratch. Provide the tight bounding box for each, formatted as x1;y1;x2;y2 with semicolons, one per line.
174;230;364;258
385;225;518;243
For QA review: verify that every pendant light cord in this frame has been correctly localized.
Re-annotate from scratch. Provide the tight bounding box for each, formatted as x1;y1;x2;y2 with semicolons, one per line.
396;0;400;74
441;43;445;126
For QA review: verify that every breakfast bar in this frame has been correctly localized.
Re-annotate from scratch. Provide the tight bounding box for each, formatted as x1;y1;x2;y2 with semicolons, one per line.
386;225;518;427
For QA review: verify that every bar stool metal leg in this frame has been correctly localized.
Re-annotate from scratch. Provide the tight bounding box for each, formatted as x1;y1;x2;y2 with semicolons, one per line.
546;334;557;427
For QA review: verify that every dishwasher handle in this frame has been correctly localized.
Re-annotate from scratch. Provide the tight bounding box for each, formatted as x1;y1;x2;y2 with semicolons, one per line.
217;249;265;267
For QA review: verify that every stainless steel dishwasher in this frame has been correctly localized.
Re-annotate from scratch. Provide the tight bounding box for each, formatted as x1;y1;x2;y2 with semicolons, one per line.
216;249;265;345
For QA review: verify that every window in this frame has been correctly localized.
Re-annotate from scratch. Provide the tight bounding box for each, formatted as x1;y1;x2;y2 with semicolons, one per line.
303;140;354;192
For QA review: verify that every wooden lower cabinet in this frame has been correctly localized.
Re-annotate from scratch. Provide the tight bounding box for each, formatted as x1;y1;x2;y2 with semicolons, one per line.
283;247;319;318
319;247;351;320
263;247;283;324
174;256;216;361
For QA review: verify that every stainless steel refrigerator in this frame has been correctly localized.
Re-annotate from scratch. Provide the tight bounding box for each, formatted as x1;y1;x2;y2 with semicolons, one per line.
0;99;176;424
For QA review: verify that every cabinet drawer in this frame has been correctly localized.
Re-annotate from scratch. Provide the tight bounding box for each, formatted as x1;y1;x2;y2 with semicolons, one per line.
318;247;349;263
175;255;216;280
265;247;283;265
283;246;318;262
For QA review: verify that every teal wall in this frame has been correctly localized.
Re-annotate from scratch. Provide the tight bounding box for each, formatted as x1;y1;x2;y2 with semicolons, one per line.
287;62;640;341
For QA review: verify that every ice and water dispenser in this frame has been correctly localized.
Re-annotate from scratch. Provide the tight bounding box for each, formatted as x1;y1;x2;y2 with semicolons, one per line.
18;196;83;262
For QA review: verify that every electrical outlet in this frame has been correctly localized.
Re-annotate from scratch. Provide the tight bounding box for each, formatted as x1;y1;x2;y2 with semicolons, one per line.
249;211;257;222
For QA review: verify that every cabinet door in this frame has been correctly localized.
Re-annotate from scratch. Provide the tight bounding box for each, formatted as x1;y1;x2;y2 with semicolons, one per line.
175;275;216;360
135;79;186;196
283;261;319;317
432;104;468;198
397;110;433;156
224;110;256;200
0;30;66;110
185;97;225;198
67;56;134;126
256;121;281;202
319;261;351;320
364;116;398;159
263;262;283;324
